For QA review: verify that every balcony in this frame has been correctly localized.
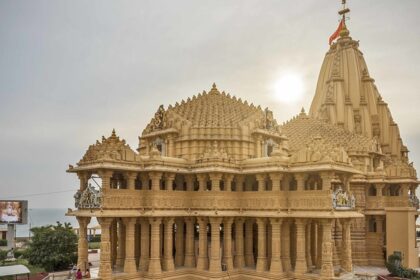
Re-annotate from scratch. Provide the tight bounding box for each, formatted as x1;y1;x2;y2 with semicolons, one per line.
99;189;335;212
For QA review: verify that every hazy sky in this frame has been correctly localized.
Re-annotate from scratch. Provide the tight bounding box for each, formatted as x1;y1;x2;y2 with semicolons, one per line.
1;0;419;208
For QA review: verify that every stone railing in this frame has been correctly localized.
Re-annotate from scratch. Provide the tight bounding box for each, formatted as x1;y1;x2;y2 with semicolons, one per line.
365;196;413;210
101;189;334;211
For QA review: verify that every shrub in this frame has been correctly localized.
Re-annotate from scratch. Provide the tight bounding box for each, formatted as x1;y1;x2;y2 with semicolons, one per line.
0;239;7;246
386;252;420;279
26;222;78;272
89;235;101;242
0;250;7;264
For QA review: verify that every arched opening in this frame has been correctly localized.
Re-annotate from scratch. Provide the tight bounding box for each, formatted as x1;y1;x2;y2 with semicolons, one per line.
305;174;322;190
368;184;377;196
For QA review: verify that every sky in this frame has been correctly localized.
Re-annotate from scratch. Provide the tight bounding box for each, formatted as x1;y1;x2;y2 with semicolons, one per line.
0;0;419;208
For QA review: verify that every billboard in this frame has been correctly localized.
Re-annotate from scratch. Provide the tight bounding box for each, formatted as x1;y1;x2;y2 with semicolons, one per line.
0;200;28;224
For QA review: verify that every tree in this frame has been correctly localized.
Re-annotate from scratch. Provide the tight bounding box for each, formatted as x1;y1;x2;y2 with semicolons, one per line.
26;222;77;272
0;250;7;265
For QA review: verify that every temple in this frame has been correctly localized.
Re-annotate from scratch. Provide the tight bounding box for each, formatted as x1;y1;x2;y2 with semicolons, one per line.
66;3;419;280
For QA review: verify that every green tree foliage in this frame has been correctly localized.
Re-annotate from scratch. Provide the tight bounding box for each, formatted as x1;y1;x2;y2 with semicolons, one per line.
26;222;77;272
0;250;7;264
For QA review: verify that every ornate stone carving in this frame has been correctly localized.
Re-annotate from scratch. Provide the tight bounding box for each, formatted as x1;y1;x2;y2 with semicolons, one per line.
332;187;355;210
78;129;136;165
74;184;102;209
143;105;166;134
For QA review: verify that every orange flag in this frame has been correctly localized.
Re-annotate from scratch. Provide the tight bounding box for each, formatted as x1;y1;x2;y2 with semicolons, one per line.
329;20;344;45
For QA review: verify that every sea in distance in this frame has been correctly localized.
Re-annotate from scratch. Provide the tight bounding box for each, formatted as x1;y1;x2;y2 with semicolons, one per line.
12;208;99;237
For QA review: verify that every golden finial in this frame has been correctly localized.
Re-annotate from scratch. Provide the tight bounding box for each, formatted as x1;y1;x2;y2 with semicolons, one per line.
111;129;116;137
212;82;217;90
338;0;350;37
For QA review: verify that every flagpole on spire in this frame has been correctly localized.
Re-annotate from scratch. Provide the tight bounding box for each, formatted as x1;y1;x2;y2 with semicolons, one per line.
338;0;350;37
328;0;351;45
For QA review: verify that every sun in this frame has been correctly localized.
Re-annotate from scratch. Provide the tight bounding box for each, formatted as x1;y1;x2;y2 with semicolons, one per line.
272;72;305;104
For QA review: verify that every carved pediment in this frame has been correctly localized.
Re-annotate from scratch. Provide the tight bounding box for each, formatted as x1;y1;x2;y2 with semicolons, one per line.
143;105;167;135
78;129;137;165
290;136;352;165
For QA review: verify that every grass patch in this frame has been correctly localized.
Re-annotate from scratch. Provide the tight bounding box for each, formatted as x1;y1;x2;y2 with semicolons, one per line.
88;242;100;250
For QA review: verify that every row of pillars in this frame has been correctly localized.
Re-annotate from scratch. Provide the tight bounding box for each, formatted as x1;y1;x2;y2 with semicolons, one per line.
80;170;341;192
76;217;353;279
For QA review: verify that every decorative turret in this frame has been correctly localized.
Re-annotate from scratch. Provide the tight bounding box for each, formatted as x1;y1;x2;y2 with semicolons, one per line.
309;1;406;161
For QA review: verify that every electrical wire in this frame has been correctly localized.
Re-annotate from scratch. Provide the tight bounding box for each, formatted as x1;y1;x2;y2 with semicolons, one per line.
3;189;77;199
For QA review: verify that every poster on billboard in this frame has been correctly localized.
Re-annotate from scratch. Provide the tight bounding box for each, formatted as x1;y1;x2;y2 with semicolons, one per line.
0;200;28;224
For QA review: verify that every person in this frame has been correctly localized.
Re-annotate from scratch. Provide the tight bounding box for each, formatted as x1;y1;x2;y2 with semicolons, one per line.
69;265;77;280
85;269;91;279
76;269;82;280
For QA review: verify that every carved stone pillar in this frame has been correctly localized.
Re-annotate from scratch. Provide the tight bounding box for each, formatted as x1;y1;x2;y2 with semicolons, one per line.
184;217;196;267
165;173;175;191
342;175;352;192
320;219;334;279
234;217;245;268
295;174;307;191
321;172;334;191
209;217;222;272
294;219;307;273
281;220;292;272
139;218;150;271
376;216;385;246
111;221;117;266
256;174;266;191
98;217;113;280
76;216;91;272
340;219;353;272
116;220;125;267
376;183;385;197
401;183;410;197
148;217;162;274
124;172;137;190
77;172;90;191
185;175;195;191
122;218;137;273
149;172;162;191
163;218;175;271
209;173;222;191
244;219;255;266
175;218;184;266
197;174;207;192
98;170;113;190
269;218;283;273
256;218;267;272
306;221;313;270
269;173;283;191
316;221;323;269
235;175;245;192
167;136;175;157
223;217;234;270
197;217;209;270
223;174;234;191
140;173;149;190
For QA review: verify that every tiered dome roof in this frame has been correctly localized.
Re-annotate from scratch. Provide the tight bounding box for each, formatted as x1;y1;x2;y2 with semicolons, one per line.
282;109;379;154
168;83;264;128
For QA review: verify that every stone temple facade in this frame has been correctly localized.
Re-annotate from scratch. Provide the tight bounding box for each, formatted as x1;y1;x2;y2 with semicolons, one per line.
67;9;419;280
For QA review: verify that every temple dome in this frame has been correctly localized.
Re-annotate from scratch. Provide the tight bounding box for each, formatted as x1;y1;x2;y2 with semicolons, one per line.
140;84;284;161
169;83;264;128
309;31;406;161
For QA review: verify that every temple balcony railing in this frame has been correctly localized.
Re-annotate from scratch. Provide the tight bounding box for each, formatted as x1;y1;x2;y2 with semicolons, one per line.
365;196;418;210
99;189;335;211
